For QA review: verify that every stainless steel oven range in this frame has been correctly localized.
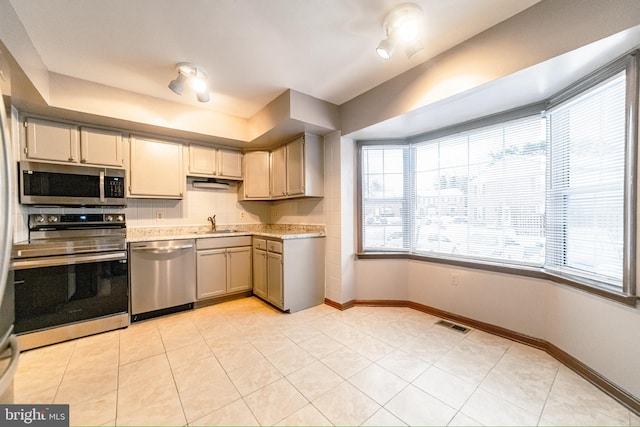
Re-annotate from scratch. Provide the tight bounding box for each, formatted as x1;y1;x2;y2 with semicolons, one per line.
12;213;129;350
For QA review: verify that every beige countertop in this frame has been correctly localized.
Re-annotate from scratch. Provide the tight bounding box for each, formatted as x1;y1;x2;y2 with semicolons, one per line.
126;224;325;243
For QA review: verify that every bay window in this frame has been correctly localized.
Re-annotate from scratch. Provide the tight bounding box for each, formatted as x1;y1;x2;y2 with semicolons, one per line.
358;52;638;302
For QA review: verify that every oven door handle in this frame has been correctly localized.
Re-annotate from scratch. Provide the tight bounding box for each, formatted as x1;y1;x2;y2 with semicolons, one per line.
12;251;127;270
131;244;194;254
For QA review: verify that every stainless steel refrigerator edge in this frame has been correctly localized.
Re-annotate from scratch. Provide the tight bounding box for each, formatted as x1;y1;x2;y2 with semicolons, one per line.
0;85;18;404
129;240;196;320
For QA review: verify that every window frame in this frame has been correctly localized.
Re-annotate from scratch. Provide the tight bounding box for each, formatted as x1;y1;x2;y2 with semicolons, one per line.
356;52;639;306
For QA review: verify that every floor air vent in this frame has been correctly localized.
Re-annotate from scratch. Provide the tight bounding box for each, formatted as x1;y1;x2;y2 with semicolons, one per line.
436;320;470;334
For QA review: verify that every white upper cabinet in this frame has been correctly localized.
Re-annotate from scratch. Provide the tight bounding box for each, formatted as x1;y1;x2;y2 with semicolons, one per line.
240;134;324;201
23;118;124;168
129;136;183;198
218;148;243;179
187;144;243;180
288;133;323;198
80;127;124;167
24;118;78;163
188;144;217;176
240;151;270;200
270;145;287;199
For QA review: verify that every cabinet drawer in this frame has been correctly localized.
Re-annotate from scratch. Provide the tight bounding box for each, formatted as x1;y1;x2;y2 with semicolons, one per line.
266;240;283;254
253;238;267;250
197;236;252;250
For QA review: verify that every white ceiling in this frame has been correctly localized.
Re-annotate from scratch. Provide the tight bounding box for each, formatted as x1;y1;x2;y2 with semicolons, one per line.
9;0;541;119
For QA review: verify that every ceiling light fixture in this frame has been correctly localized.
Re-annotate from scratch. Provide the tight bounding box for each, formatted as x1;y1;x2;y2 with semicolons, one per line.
168;62;210;103
376;3;424;60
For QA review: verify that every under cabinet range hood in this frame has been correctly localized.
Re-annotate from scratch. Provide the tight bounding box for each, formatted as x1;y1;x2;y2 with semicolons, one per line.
191;178;231;190
19;161;126;207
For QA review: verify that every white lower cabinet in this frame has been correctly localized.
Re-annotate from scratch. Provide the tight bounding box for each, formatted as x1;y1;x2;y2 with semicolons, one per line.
196;248;227;299
267;251;283;307
227;246;252;293
252;236;324;312
196;236;252;300
252;246;268;300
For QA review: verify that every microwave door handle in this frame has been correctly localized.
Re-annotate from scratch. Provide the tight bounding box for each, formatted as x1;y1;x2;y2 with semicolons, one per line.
100;170;105;202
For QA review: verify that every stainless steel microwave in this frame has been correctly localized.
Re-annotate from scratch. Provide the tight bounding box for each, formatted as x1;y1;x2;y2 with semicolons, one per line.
19;161;126;207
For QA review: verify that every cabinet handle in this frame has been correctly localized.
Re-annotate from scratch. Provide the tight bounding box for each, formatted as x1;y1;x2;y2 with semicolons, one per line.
80;158;87;163
68;157;74;162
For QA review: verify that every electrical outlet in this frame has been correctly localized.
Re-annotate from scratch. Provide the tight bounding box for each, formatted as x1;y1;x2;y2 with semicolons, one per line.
156;211;164;221
451;274;459;286
240;211;245;219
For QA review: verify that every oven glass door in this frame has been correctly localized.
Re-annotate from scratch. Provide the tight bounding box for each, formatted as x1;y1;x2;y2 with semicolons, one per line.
13;252;128;334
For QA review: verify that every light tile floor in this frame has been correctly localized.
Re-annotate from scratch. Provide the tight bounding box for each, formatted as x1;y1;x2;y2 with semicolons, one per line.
14;297;640;426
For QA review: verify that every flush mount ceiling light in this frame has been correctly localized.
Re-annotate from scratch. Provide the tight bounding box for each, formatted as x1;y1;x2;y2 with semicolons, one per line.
168;62;210;103
376;3;424;60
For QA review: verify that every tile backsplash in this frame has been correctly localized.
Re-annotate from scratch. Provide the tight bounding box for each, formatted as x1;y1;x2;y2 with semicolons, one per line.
13;177;325;242
125;178;271;227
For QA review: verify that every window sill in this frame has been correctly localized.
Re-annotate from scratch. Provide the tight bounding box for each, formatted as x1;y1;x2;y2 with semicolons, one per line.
356;252;638;307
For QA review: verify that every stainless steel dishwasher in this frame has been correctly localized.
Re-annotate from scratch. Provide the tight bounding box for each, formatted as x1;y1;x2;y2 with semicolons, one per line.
129;239;196;321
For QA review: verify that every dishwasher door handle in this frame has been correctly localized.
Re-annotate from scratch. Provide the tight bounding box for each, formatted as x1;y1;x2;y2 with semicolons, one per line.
131;244;194;254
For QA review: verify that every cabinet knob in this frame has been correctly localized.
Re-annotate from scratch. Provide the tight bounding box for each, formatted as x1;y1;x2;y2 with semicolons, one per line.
68;157;75;162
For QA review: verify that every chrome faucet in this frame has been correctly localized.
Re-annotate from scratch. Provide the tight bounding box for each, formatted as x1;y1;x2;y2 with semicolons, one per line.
207;215;216;231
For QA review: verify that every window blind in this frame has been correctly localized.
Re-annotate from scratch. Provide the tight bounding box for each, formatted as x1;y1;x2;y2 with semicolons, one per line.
412;116;545;265
361;146;409;251
546;71;627;288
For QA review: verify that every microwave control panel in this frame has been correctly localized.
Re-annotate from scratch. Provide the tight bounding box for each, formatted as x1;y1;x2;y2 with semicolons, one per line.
106;176;125;198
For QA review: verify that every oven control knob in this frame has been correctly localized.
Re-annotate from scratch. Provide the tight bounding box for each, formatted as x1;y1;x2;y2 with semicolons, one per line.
47;215;59;223
34;214;46;224
105;215;114;222
116;215;124;222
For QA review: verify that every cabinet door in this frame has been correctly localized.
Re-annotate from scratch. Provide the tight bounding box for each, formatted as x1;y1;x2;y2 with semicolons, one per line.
25;118;78;163
267;251;284;308
252;247;267;300
286;137;305;196
243;151;270;199
129;137;183;198
196;249;227;299
188;145;216;176
218;149;243;179
270;145;287;198
227;247;252;293
80;127;124;167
